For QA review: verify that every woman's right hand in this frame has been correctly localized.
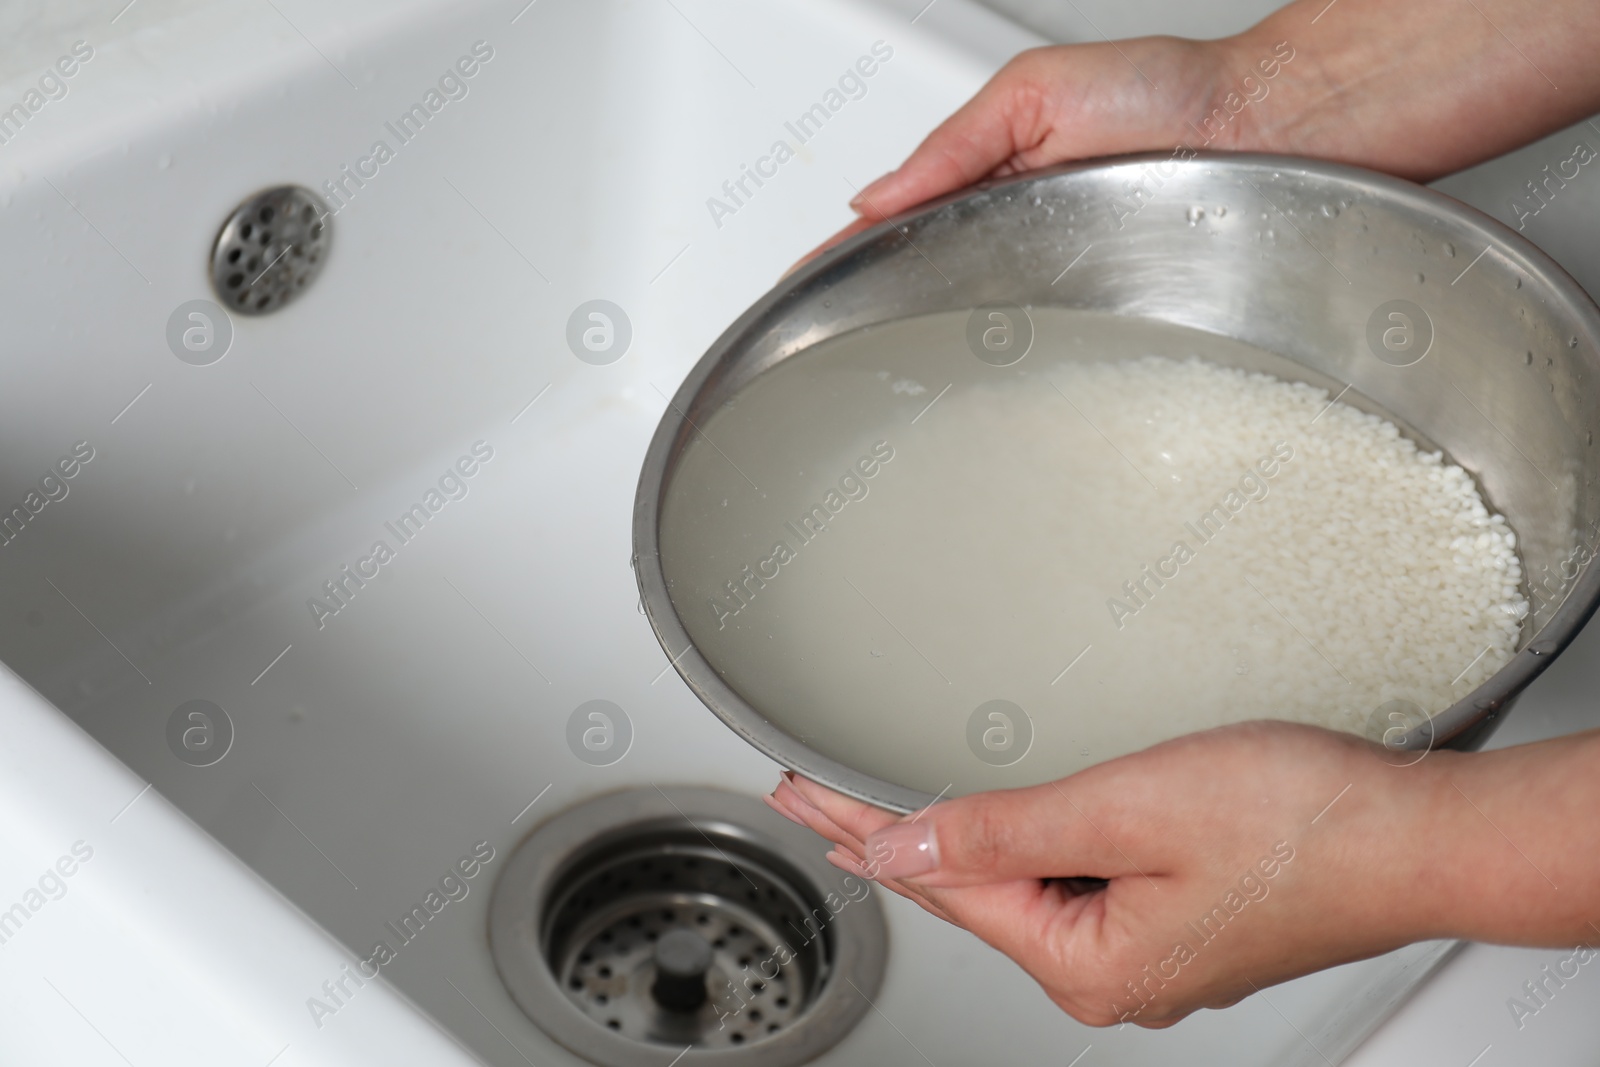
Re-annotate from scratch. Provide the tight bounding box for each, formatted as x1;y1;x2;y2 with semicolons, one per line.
790;0;1600;273
790;34;1238;268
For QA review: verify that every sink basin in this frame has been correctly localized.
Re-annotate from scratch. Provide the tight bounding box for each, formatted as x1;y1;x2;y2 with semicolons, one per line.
0;0;1595;1064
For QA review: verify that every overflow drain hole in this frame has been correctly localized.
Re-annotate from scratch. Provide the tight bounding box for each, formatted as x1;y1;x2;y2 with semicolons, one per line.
210;185;330;315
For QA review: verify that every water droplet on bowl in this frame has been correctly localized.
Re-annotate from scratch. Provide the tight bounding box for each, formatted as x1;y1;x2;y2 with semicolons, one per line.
1320;203;1339;218
1444;242;1456;257
1186;206;1205;225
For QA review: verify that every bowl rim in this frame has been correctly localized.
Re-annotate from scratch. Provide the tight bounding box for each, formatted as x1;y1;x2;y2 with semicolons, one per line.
632;149;1600;814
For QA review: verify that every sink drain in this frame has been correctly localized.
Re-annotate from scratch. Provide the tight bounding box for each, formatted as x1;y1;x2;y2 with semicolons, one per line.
209;185;330;315
489;787;888;1066
550;849;815;1047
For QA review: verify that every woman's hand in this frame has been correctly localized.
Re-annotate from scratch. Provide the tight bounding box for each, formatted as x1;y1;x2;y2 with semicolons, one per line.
790;35;1234;268
790;0;1600;272
767;720;1596;1028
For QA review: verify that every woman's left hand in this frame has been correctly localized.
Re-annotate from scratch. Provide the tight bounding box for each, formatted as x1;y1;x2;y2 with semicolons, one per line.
764;720;1534;1028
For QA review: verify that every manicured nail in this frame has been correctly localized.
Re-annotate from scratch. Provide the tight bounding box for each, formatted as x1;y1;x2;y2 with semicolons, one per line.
763;792;808;827
865;822;938;880
826;848;870;877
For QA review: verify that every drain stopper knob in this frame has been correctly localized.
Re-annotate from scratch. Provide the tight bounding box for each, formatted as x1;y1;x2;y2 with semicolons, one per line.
651;929;714;1012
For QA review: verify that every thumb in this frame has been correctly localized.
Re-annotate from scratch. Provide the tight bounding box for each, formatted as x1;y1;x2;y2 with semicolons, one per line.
779;214;881;279
862;781;1150;888
843;67;1042;222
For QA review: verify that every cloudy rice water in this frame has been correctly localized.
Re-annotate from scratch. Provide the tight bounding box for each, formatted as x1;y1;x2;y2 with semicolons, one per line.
658;309;1529;797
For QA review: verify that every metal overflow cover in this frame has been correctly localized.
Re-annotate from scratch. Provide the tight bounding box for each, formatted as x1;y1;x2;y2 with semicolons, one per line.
210;185;330;315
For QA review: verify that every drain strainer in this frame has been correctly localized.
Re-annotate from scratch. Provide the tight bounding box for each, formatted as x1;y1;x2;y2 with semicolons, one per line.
210;185;330;315
551;849;816;1047
490;787;888;1067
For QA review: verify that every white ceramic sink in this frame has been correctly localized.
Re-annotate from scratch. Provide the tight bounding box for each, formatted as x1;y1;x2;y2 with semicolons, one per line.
1;1;1597;1064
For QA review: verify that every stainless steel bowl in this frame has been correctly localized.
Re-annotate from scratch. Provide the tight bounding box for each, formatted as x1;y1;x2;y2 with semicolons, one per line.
633;152;1600;813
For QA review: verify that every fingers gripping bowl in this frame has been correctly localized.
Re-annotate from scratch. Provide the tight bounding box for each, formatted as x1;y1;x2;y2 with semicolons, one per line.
633;153;1600;814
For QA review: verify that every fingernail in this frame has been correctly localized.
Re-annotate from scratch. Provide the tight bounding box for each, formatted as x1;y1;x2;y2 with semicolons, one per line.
826;848;870;877
762;792;808;828
865;822;938;880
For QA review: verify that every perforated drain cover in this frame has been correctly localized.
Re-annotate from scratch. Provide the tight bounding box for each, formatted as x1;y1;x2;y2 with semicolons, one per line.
489;787;888;1067
554;845;814;1047
210;185;330;315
